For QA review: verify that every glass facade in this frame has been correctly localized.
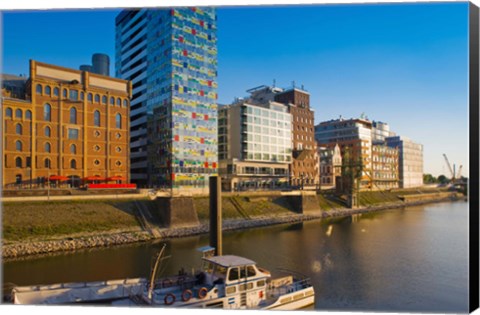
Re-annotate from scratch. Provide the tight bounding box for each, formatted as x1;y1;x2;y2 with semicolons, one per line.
116;7;218;188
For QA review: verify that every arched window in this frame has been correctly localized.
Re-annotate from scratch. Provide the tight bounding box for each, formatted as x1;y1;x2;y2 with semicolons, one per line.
110;97;115;105
45;126;51;137
63;89;68;98
45;142;51;153
116;98;121;106
16;140;22;151
70;144;76;154
15;109;22;119
70;107;77;124
88;93;93;102
70;159;77;169
102;95;107;104
26;110;32;120
53;87;59;97
94;110;101;127
123;99;128;107
16;157;22;168
36;84;42;95
94;94;100;103
15;174;22;184
15;123;22;135
45;158;51;169
44;104;51;121
6;108;12;118
45;86;51;95
115;113;122;129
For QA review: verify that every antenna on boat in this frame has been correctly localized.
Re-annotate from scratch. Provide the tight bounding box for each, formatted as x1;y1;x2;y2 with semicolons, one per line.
148;244;167;301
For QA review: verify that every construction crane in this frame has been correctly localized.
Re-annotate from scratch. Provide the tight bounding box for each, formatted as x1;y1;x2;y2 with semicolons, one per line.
442;153;463;183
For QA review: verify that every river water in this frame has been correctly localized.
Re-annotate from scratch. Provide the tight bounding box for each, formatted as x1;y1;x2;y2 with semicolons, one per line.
3;201;469;313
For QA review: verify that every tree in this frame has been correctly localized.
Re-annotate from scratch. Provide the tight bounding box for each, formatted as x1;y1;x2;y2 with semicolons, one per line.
437;174;449;184
423;174;437;184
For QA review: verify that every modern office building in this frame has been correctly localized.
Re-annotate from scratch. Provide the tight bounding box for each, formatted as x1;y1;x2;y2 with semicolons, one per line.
371;144;399;190
386;136;423;188
115;8;218;189
372;120;396;144
318;143;342;188
315;117;373;188
79;53;111;77
218;97;292;191
2;60;131;189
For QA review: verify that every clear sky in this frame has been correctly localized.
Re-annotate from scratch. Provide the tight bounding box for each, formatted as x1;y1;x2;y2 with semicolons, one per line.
1;2;470;177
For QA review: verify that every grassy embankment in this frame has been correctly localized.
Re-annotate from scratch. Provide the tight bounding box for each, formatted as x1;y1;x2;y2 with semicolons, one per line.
2;199;143;244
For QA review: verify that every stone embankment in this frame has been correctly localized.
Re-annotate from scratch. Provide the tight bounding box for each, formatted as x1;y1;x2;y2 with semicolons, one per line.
2;194;463;260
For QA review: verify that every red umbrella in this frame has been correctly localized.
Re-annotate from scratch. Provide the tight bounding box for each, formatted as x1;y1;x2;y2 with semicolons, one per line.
107;176;126;181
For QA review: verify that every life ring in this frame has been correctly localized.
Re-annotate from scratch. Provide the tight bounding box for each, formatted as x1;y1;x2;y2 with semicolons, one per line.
198;287;208;299
164;293;176;305
162;278;173;288
181;289;193;302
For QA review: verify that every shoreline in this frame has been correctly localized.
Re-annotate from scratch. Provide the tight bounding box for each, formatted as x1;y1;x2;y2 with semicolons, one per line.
2;196;464;261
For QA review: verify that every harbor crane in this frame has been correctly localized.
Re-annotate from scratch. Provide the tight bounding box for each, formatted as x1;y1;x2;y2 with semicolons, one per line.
442;153;463;183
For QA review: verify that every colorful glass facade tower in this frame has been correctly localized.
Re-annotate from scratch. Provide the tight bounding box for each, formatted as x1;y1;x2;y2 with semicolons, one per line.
115;8;218;189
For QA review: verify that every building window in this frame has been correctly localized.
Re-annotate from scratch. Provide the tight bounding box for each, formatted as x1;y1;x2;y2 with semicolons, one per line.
116;98;121;106
94;130;101;137
45;158;51;169
102;95;107;104
69;90;79;101
26;157;31;167
94;145;100;152
15;123;22;135
70;144;77;154
45;126;51;137
115;113;122;129
115;160;122;167
6;108;12;118
68;128;79;140
26;110;32;120
36;84;42;95
115;146;122;153
16;140;22;151
70;107;77;124
70;159;77;169
110;97;115;105
45;86;51;95
45;142;51;153
80;92;84;100
94;110;101;127
94;159;100;166
16;157;22;168
53;87;59;97
44;104;51;121
15;109;22;119
94;94;100;103
63;89;68;98
123;99;128;107
88;93;93;102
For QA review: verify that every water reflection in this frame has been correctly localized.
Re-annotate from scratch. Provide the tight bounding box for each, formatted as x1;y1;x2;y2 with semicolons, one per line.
3;202;469;313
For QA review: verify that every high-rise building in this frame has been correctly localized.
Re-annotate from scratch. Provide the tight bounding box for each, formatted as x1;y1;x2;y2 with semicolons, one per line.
115;8;218;189
2;60;131;189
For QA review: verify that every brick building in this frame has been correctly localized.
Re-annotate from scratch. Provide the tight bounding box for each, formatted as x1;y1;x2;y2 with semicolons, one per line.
2;60;131;189
274;88;318;188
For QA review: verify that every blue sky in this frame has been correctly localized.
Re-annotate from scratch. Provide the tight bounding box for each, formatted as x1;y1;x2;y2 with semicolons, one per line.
1;3;470;177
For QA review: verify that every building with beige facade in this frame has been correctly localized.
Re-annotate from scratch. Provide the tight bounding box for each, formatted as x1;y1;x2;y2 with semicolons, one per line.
371;144;399;190
2;60;131;189
318;143;342;188
386;136;423;188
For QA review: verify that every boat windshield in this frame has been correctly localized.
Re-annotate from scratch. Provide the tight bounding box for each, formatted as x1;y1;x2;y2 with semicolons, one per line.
213;265;228;280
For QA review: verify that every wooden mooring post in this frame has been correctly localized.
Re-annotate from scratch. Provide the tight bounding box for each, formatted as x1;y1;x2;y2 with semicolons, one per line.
209;176;222;256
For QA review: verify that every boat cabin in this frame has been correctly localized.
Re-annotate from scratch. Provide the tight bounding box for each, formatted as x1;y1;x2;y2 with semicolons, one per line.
199;255;271;308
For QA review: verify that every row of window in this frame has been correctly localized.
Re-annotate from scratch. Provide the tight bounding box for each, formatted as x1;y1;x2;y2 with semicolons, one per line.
5;108;32;120
35;84;129;107
5;106;124;129
13;140;123;154
11;156;123;168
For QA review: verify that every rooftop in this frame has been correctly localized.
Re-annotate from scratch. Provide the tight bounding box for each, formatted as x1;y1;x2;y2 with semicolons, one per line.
203;255;256;268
